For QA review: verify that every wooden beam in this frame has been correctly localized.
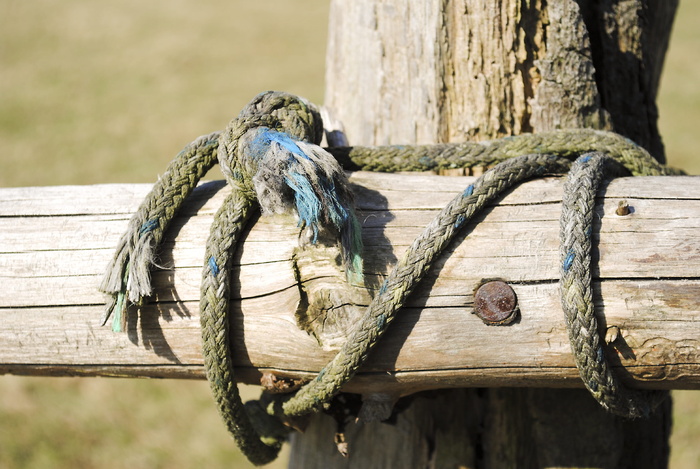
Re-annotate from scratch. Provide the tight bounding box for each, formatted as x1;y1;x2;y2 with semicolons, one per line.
1;172;699;394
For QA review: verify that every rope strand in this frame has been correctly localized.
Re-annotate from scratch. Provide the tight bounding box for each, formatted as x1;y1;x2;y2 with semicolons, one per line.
100;131;220;331
559;153;668;417
277;154;572;417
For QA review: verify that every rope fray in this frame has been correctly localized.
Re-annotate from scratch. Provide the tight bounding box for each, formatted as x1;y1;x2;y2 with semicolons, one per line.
100;131;220;331
243;127;363;280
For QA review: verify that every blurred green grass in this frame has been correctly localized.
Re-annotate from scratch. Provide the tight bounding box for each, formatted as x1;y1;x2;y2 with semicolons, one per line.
0;1;698;468
0;0;329;188
0;376;288;469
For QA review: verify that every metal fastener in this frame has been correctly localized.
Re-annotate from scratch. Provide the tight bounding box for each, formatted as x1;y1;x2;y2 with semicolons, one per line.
473;280;519;325
616;200;630;216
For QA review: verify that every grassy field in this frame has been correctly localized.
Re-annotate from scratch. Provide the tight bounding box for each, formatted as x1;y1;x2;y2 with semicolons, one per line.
1;1;698;468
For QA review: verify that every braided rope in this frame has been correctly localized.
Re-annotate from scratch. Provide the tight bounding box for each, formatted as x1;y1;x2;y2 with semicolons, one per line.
328;129;683;177
559;153;668;418
275;154;573;417
200;190;287;465
199;92;335;464
101;92;679;464
100;132;220;331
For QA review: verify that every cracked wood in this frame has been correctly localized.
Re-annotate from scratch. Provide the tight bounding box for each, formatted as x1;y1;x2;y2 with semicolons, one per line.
1;172;699;394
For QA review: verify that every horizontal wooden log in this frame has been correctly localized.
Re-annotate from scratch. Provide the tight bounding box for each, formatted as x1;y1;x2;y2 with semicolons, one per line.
1;172;699;395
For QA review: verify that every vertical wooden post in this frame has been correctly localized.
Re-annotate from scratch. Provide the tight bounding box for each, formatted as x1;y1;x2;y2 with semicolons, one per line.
289;1;677;467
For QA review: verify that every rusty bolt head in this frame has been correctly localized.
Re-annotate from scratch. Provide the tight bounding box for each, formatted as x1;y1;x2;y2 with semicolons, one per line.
474;280;519;325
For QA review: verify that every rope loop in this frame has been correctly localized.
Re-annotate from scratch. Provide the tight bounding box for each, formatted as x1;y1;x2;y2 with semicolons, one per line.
201;91;364;464
559;152;668;418
100;91;680;465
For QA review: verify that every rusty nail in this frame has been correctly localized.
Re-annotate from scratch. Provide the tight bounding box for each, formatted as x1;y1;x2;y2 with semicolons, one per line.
616;200;630;216
473;280;519;325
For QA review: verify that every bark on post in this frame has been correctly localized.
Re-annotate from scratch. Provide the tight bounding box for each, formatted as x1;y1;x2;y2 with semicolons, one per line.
289;0;678;467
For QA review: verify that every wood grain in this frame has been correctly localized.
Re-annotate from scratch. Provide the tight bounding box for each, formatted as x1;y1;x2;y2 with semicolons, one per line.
1;172;698;393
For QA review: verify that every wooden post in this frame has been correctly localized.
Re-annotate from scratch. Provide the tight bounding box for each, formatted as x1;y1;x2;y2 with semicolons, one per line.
288;0;679;467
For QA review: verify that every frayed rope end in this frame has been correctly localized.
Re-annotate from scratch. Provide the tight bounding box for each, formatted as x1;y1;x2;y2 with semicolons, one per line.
245;128;364;281
100;251;151;333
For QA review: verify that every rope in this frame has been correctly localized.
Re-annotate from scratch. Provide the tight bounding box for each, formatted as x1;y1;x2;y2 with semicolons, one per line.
271;153;573;418
559;153;668;418
100;132;220;331
100;91;677;465
200;190;287;465
198;91;364;465
327;129;683;177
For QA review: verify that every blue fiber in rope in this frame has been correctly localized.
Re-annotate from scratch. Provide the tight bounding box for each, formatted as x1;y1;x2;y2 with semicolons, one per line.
563;251;575;272
250;128;309;161
379;279;389;295
418;156;437;169
285;171;322;242
597;347;605;364
463;185;474;197
376;313;387;332
208;256;220;276
274;133;310;160
231;170;244;182
139;219;159;235
317;178;353;230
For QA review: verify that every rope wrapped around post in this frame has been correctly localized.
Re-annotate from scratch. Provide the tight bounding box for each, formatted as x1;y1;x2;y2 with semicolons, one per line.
100;91;681;465
559;153;669;417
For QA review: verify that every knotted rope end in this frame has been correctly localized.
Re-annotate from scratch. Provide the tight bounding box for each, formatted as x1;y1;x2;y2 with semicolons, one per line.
244;128;364;282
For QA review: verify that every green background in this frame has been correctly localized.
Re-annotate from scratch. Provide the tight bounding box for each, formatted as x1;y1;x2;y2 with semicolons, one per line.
1;1;698;467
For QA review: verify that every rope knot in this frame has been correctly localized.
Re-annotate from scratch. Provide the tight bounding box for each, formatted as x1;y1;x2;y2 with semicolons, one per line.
100;91;363;332
218;91;323;191
244;127;363;278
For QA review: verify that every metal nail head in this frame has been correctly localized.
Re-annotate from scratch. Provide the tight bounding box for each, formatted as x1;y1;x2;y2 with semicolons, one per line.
474;280;519;325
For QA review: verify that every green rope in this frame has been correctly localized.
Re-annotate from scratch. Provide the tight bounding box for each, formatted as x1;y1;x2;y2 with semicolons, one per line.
327;129;682;177
198;91;332;465
272;153;573;418
559;152;668;418
101;91;679;465
200;190;286;465
100;132;220;331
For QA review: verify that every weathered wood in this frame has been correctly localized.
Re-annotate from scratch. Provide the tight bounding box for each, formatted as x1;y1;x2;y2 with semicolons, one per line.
324;0;676;161
1;174;699;394
301;1;679;467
